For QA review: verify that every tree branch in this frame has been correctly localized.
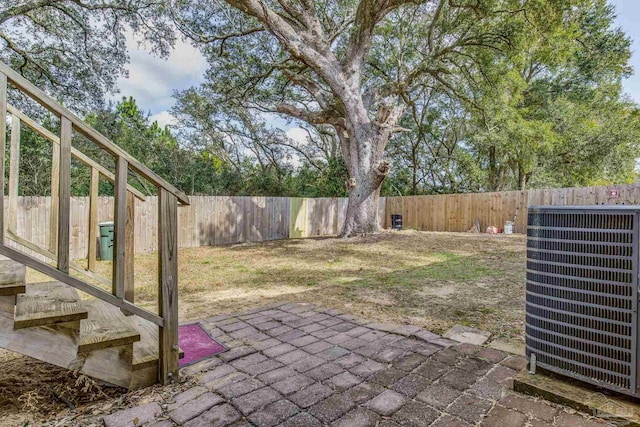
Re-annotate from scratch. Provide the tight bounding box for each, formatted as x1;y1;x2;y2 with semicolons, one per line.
276;103;346;128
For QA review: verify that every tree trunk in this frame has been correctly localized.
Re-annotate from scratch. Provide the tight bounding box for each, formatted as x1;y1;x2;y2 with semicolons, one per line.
341;172;382;236
517;164;526;190
339;122;389;237
488;145;497;191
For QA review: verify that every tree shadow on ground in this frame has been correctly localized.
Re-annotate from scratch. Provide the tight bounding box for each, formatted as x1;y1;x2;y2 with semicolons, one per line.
180;244;525;340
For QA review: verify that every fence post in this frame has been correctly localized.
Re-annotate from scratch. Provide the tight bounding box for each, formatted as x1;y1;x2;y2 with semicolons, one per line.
158;187;179;384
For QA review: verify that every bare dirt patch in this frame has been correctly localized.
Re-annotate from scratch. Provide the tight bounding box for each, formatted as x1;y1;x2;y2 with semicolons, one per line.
0;348;126;425
7;230;526;424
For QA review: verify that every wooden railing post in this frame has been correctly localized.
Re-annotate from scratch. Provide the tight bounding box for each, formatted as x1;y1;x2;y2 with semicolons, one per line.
57;117;71;273
158;187;179;384
49;142;59;253
8;114;19;232
125;191;135;304
87;167;99;271
0;72;6;242
113;156;127;298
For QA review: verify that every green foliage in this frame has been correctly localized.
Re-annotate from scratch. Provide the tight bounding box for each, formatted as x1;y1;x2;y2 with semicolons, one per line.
294;157;349;197
8;0;640;198
13;96;347;197
384;0;640;194
15;117;55;196
0;0;174;111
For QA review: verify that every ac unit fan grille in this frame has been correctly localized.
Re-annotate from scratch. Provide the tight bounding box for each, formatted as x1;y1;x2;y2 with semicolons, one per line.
526;210;637;393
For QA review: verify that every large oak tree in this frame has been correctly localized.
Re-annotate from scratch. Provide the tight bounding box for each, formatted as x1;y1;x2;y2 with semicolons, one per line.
172;0;572;235
0;0;173;110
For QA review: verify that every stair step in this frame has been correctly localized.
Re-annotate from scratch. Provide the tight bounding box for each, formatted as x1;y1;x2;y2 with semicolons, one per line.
14;282;88;329
124;314;161;370
123;314;184;371
79;300;141;353
0;282;25;297
0;260;25;289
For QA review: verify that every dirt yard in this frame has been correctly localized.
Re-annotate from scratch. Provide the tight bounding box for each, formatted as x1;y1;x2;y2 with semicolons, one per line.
2;230;527;423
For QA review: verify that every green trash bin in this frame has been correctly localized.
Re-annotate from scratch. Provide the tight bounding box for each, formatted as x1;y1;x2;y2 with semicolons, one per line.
99;221;114;261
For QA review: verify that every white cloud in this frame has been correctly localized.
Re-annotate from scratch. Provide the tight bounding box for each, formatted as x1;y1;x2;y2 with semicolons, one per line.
113;31;207;115
285;127;310;168
150;111;178;128
286;127;309;145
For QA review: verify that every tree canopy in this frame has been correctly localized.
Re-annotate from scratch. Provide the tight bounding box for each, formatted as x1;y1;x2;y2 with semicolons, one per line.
169;0;639;197
0;0;173;110
4;0;640;213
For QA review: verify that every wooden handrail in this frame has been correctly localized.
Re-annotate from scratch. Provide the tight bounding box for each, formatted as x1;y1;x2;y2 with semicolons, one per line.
7;104;146;201
0;244;164;326
0;62;189;205
5;228;112;288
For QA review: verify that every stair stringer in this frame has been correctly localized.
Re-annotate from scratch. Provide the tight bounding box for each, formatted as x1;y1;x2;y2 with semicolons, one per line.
0;295;158;389
0;300;81;370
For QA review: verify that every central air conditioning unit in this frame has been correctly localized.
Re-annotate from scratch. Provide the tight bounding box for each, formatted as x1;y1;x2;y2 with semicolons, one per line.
526;205;639;397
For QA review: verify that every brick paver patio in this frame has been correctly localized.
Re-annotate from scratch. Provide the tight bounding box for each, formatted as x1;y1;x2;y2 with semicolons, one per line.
103;303;610;427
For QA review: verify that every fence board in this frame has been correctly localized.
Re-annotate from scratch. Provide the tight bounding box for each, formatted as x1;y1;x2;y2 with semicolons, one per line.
385;183;640;235
10;182;640;259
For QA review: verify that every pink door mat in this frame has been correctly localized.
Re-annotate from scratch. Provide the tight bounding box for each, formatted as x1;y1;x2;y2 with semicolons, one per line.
178;323;227;367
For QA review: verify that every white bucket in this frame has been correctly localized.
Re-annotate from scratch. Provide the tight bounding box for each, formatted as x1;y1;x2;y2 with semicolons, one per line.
504;221;514;235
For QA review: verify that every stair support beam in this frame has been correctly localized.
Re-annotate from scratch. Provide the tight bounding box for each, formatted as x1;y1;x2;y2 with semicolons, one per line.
159;187;179;385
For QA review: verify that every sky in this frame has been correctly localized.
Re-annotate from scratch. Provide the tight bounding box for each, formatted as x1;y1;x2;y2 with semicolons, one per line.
113;32;302;141
113;0;640;128
609;0;640;103
112;34;207;128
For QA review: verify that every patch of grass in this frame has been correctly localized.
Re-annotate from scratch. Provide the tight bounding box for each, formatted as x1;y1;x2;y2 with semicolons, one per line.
420;252;496;281
25;230;527;340
341;252;499;292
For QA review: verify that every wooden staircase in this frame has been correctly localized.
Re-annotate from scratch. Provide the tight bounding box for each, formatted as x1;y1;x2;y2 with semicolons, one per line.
0;261;167;389
0;62;190;389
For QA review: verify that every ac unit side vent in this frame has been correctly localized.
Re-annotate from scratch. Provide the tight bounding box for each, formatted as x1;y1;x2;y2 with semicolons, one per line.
526;239;633;257
526;207;639;396
527;228;633;244
527;272;632;297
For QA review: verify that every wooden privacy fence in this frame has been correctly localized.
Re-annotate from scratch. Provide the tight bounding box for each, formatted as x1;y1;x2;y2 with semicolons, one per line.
10;196;386;259
12;182;640;259
384;183;640;233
